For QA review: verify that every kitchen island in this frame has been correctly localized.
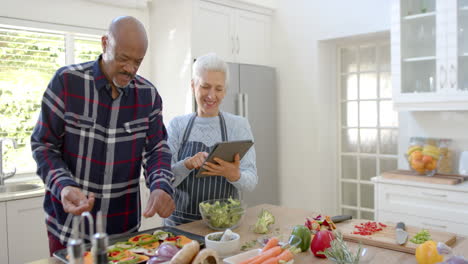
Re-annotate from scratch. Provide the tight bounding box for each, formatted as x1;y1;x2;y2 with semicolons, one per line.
28;204;468;264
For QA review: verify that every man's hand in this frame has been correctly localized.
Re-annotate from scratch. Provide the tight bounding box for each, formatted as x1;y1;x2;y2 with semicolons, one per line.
60;186;95;215
202;153;241;182
143;189;175;218
184;151;209;170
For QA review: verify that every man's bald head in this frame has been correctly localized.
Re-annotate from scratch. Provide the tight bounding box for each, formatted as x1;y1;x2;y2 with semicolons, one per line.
101;16;148;88
108;16;148;48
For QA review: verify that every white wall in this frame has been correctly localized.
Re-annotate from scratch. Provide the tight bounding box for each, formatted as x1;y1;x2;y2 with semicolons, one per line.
0;0;151;77
271;0;391;214
148;0;194;123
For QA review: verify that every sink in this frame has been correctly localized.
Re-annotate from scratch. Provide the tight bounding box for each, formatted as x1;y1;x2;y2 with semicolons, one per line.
0;183;44;194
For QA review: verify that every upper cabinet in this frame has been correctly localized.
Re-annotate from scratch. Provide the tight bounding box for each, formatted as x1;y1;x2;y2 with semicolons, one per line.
392;0;468;111
192;0;272;65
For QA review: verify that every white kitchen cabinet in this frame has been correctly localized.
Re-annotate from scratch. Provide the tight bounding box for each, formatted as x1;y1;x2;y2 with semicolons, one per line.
192;0;272;66
139;178;162;231
392;0;468;110
373;176;468;235
6;196;49;264
0;202;7;264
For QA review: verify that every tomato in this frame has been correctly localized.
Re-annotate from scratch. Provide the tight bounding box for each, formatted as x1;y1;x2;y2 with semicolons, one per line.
310;230;334;258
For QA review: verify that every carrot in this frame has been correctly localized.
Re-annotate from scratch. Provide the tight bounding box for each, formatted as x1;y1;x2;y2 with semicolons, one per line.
239;255;261;264
260;257;278;264
250;246;282;264
276;249;294;262
262;237;279;252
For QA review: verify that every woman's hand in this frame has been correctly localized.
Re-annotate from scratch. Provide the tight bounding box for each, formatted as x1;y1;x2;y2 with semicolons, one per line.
202;153;241;182
184;151;209;170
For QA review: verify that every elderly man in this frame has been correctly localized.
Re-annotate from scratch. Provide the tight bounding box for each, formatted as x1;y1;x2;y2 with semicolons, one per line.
31;16;175;255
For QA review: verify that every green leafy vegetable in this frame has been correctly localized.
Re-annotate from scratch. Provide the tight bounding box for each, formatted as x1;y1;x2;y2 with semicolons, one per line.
318;231;362;264
410;229;431;244
240;240;258;251
253;209;275;234
199;198;244;228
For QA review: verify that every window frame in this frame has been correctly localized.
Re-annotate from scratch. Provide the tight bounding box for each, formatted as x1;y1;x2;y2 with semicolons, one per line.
0;21;103;175
337;37;399;220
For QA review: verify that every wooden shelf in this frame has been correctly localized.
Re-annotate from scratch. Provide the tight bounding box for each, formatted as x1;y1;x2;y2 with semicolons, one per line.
403;12;436;21
403;56;436;62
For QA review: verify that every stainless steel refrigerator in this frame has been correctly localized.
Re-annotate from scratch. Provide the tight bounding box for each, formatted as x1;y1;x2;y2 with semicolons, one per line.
220;63;279;206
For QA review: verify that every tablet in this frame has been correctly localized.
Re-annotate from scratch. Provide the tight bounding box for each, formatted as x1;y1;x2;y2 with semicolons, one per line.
195;140;254;178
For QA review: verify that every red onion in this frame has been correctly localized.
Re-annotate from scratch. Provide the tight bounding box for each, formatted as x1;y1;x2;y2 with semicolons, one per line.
147;255;172;264
156;243;180;258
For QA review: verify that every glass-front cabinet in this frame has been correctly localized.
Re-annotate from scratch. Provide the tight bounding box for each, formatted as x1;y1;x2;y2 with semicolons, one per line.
392;0;468;110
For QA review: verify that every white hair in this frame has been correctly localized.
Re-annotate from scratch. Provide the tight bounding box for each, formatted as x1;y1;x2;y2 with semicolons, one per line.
192;53;229;87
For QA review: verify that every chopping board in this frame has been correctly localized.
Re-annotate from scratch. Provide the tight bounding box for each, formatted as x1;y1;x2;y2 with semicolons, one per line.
336;219;457;254
382;170;468;185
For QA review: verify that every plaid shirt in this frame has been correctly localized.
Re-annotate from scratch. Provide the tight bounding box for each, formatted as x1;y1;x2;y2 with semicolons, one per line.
31;56;174;245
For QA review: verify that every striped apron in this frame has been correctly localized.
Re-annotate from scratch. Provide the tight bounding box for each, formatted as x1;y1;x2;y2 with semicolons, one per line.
165;113;239;226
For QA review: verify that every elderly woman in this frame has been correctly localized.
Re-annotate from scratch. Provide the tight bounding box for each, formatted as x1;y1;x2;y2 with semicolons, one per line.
165;53;257;226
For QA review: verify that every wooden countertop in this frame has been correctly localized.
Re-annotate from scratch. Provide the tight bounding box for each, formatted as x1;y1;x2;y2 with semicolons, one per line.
28;204;468;264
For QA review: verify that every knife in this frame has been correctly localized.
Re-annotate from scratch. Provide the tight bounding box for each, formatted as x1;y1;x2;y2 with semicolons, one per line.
395;222;408;245
331;215;352;223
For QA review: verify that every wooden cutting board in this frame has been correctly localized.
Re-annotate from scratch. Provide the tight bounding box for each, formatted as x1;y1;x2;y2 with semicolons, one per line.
336;219;457;254
382;170;467;185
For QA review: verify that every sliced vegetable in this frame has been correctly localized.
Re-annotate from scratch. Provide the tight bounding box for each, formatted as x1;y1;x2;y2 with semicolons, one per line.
352;221;385;236
240;239;257;251
410;229;431;244
199;198;244;228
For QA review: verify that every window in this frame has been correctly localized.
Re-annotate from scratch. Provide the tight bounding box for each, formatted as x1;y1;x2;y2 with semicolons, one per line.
338;40;398;220
0;25;101;174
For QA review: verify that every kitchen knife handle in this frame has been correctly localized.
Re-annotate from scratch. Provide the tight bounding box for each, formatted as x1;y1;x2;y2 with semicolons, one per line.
396;222;406;230
331;215;352;223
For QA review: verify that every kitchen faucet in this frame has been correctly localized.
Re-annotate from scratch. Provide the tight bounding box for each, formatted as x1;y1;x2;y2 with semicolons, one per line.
0;138;18;185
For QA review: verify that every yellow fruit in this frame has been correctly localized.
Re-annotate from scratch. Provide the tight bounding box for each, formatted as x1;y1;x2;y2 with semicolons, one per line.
422;150;440;160
411;151;423;161
423;144;439;152
407;145;423;156
415;241;443;264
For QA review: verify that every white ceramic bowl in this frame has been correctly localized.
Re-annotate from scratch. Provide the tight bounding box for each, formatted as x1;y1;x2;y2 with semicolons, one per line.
204;231;241;258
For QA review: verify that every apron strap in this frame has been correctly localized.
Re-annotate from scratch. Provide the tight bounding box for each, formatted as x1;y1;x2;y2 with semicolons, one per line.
178;113;197;158
179;112;228;158
219;112;228;142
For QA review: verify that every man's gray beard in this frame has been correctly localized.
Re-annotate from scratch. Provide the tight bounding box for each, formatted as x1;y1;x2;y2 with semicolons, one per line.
113;78;131;88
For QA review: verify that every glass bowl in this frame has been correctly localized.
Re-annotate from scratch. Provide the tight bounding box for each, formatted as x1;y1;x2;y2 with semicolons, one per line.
257;234;302;249
199;198;246;230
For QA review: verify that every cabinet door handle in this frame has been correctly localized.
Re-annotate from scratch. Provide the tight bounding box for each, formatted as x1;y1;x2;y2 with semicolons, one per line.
236;36;240;54
237;93;244;116
231;36;235;55
440;65;447;90
421;192;447;198
421;222;447;229
449;64;456;89
243;93;249;119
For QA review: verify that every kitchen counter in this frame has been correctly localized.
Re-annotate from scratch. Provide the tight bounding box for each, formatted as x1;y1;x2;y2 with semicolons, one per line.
27;204;468;264
372;176;468;192
0;177;45;202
